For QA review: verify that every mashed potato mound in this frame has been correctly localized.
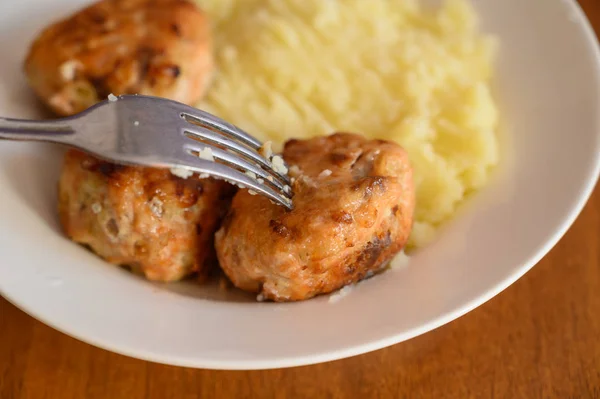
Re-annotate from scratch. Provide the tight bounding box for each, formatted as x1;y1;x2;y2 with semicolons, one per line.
196;0;499;249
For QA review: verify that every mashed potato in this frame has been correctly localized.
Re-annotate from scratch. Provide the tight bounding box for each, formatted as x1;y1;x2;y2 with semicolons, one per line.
195;0;499;249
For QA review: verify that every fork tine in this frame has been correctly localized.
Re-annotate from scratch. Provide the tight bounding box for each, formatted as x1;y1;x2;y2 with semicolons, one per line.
182;140;291;195
180;110;262;150
110;95;294;208
178;153;293;210
182;126;291;185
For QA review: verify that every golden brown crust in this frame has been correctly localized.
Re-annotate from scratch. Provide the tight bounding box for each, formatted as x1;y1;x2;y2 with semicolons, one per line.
25;0;213;116
215;133;415;301
58;149;234;282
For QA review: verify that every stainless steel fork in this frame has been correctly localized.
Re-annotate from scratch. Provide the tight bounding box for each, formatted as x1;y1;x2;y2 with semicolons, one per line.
0;95;293;209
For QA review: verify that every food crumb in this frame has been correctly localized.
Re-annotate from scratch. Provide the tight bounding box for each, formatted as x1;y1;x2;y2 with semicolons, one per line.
318;169;332;178
91;203;102;214
259;141;273;159
390;250;410;270
133;121;139;126
288;165;301;177
148;196;164;217
328;285;353;303
256;293;265;302
198;147;214;161
170;167;193;179
245;171;257;179
272;155;288;174
59;60;79;81
108;93;118;102
248;189;258;196
300;175;316;187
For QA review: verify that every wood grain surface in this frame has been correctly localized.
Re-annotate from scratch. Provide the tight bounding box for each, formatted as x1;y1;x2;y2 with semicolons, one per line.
2;1;600;398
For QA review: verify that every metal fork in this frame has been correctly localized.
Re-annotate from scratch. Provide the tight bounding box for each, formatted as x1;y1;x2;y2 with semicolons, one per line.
0;95;293;209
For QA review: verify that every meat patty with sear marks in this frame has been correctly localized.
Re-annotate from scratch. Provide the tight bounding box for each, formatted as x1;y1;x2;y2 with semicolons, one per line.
58;149;234;282
215;133;415;301
24;0;213;116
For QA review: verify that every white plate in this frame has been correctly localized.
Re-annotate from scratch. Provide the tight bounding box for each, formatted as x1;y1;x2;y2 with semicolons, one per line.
1;0;599;370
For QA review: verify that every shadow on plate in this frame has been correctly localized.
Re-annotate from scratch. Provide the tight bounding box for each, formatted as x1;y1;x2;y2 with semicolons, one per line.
115;263;256;303
153;278;256;303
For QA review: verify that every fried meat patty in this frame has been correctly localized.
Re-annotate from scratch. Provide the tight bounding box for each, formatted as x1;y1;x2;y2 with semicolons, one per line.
58;150;233;282
25;0;213;116
215;133;415;301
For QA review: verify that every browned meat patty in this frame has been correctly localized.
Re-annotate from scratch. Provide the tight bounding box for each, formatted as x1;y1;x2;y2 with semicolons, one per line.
58;149;234;282
215;133;415;301
24;0;213;116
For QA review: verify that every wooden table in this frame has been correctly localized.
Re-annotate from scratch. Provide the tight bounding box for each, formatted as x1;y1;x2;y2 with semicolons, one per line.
2;2;600;398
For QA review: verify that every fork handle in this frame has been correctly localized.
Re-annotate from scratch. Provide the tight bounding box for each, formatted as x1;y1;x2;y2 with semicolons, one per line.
0;117;74;142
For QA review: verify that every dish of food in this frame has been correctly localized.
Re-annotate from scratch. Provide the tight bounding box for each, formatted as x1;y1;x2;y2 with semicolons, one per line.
20;0;420;300
0;0;598;369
